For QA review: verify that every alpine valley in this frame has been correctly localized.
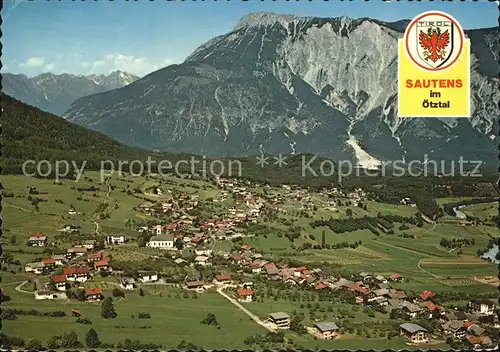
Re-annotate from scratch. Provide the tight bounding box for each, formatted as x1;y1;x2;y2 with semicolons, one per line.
2;70;139;116
43;14;500;167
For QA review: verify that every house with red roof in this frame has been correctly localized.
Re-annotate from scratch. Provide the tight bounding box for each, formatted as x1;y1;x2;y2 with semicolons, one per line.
419;300;440;312
350;283;371;296
249;259;268;274
387;290;408;300
27;233;47;247
420;290;436;301
294;266;308;277
64;266;90;282
390;273;403;282
190;236;204;245
165;223;178;231
87;252;102;263
215;273;231;284
42;257;56;270
264;263;279;275
229;254;245;265
215;220;230;229
237;288;255;303
315;282;327;290
85;287;103;302
50;275;67;291
240;244;252;251
94;257;111;272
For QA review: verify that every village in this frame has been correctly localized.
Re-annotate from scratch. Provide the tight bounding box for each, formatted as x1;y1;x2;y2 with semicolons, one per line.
13;175;499;350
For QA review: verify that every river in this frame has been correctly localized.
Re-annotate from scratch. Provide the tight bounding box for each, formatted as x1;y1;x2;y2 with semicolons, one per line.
481;245;499;265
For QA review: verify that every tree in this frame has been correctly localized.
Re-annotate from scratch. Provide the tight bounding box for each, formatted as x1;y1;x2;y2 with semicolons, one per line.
26;338;42;350
47;336;61;349
346;208;353;217
174;238;184;250
290;315;307;335
95;239;105;250
112;288;125;298
61;330;81;348
244;335;256;345
139;288;145;296
76;289;86;302
321;230;326;248
200;313;218;326
100;297;117;319
137;235;149;247
85;328;100;348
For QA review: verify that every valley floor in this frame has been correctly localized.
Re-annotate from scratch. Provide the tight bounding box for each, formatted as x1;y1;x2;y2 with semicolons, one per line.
1;172;497;350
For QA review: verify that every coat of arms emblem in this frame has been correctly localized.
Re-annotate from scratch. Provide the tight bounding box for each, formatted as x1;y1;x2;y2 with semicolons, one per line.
416;21;453;69
403;11;463;72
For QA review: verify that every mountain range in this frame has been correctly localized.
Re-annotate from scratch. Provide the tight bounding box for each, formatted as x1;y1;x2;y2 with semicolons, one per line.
2;70;139;116
7;12;500;168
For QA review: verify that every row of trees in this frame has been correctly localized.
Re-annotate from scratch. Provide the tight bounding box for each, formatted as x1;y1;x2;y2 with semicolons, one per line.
440;237;475;249
310;214;417;234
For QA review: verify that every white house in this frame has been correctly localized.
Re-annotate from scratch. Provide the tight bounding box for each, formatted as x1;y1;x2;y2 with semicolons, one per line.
64;266;90;283
138;271;158;283
35;290;58;300
469;299;495;315
27;234;47;247
53;254;66;266
152;224;163;235
24;262;45;275
107;235;125;245
194;255;211;266
195;248;212;256
120;278;136;290
50;275;67;291
80;240;96;250
147;234;175;249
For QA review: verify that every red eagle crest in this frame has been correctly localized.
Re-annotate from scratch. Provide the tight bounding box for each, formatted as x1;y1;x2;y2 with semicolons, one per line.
418;27;450;63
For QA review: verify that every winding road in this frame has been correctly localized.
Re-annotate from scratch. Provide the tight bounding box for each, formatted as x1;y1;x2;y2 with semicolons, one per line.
15;280;35;295
216;287;277;333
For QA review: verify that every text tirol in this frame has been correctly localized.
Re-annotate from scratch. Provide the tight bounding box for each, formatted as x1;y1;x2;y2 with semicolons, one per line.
398;41;471;118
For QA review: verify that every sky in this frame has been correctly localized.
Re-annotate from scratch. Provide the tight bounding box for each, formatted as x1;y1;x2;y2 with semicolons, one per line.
2;0;497;77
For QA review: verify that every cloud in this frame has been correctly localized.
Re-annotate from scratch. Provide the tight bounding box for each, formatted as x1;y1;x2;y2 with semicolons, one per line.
44;63;56;71
14;53;178;77
20;57;46;68
87;53;178;77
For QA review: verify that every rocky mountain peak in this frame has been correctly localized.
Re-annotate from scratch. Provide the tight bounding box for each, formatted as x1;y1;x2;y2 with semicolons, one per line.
3;70;140;116
234;11;305;30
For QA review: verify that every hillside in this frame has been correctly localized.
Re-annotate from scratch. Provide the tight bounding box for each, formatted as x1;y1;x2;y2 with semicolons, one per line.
1;94;185;176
